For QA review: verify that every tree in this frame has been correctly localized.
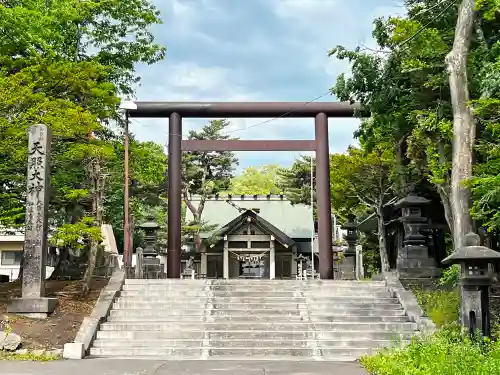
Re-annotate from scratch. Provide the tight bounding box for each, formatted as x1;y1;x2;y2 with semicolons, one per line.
329;0;500;248
447;0;476;248
182;120;238;251
104;139;168;250
277;156;315;207
227;165;281;195
0;0;166;287
329;146;396;272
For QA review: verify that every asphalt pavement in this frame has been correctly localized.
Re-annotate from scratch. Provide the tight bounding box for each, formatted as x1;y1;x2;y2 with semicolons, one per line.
0;359;369;375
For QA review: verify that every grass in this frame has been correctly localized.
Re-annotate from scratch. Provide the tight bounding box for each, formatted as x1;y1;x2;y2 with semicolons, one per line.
413;288;460;327
361;326;500;375
0;350;60;361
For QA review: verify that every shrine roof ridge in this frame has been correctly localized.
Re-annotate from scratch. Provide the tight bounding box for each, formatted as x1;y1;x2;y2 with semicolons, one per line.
188;194;288;201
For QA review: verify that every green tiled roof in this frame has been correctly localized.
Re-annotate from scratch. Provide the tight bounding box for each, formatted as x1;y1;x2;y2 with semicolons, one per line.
185;194;314;239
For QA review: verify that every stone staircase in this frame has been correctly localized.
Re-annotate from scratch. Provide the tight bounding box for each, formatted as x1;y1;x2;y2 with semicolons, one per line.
89;279;419;361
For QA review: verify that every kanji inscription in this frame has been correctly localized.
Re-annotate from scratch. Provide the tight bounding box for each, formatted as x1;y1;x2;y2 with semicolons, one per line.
23;124;51;298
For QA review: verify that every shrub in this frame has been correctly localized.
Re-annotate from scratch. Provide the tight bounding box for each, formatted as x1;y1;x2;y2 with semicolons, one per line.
413;288;460;327
361;326;500;375
439;264;461;288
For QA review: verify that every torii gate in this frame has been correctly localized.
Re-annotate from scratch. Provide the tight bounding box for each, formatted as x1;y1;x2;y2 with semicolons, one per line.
128;101;360;279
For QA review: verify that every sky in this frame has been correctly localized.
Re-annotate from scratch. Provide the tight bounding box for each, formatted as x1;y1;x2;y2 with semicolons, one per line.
131;0;405;171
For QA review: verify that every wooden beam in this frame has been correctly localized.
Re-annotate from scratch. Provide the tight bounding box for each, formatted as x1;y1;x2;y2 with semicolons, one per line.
181;140;316;152
128;101;363;118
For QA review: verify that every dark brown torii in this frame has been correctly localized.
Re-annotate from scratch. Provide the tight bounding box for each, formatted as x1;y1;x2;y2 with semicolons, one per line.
129;101;360;279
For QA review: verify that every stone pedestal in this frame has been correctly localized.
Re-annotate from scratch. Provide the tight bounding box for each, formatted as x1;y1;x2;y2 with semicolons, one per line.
8;125;57;318
356;245;364;279
397;245;441;278
460;285;485;336
340;256;356;280
143;257;165;279
8;297;58;320
200;253;207;277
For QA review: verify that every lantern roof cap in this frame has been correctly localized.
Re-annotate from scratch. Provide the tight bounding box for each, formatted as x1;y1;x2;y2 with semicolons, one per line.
442;233;500;265
341;219;357;230
139;217;159;229
394;194;431;208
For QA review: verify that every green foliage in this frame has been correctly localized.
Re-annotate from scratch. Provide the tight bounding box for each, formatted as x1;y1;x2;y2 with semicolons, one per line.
476;0;500;20
227;165;281;195
277;156;315;207
413;288;460;328
49;217;102;250
183;120;238;198
0;0;166;262
361;326;500;375
359;232;381;277
439;264;461;288
330;146;395;214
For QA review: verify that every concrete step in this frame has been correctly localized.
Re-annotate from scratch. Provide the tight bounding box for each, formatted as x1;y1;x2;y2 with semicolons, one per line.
115;296;399;304
92;339;408;349
113;301;403;310
89;354;358;361
119;291;393;298
89;346;375;357
99;321;417;331
93;339;203;348
96;330;206;340
124;279;386;286
96;330;415;341
109;307;405;317
106;315;408;323
121;284;389;292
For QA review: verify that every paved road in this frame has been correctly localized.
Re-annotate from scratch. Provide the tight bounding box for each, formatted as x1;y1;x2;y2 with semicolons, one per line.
1;359;368;375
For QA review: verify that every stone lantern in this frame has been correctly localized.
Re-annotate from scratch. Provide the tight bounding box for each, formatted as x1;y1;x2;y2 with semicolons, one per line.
394;194;440;279
341;216;357;256
139;217;159;258
442;232;500;338
340;216;357;279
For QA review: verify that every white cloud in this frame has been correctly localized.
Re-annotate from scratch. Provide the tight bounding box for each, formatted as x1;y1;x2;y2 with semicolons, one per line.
130;0;380;169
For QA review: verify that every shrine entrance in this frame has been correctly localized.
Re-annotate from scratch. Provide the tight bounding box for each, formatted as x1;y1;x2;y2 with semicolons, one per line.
230;250;270;279
127;101;360;279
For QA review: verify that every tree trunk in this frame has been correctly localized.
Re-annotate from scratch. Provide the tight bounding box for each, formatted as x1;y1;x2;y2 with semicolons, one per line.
48;247;70;280
15;251;24;282
183;192;206;252
437;184;454;239
82;159;104;295
376;205;390;272
446;0;476;249
395;138;407;194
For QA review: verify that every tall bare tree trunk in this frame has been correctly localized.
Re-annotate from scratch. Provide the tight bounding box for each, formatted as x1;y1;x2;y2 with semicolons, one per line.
376;205;390;272
82;158;105;295
446;0;476;249
437;185;454;238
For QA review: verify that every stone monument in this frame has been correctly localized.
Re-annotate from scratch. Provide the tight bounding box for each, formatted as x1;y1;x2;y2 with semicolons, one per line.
8;124;57;318
395;194;441;279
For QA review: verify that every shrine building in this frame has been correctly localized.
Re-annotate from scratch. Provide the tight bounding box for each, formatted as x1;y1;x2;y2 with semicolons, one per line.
183;194;317;279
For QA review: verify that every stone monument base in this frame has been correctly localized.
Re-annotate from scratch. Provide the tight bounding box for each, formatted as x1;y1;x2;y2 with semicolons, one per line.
396;245;441;279
339;256;356;280
143;257;166;279
8;297;58;319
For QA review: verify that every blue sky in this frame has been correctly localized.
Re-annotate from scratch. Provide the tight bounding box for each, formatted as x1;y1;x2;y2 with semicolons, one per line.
131;0;405;170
